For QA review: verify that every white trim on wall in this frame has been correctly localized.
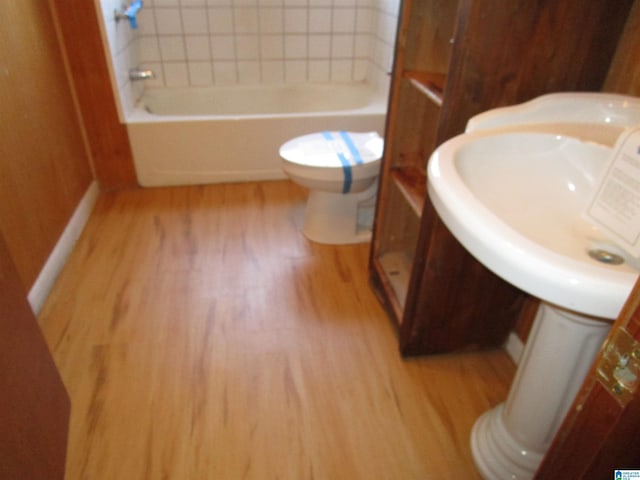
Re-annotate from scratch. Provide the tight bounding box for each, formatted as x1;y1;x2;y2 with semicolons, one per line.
28;181;100;315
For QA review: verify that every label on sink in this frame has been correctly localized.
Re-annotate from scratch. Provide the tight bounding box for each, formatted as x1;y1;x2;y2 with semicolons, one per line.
585;125;640;258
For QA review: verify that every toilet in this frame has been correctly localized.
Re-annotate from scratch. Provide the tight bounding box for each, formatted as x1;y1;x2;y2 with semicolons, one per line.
279;131;384;244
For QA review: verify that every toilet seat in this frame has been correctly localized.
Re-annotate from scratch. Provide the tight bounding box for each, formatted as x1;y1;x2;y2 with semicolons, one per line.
279;131;383;193
279;130;384;244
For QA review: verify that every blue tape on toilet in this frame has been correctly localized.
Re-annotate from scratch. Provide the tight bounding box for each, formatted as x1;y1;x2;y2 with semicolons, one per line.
339;131;364;164
323;131;352;194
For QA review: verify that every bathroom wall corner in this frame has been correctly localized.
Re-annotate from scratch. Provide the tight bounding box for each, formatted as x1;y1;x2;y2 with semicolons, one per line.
28;182;100;315
95;0;139;121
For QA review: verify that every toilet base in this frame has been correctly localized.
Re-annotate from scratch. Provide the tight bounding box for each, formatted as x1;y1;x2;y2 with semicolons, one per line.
302;184;377;244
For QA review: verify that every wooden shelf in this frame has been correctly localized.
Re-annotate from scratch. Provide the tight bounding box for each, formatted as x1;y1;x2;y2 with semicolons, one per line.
375;251;414;322
370;0;629;358
403;71;446;106
391;167;427;216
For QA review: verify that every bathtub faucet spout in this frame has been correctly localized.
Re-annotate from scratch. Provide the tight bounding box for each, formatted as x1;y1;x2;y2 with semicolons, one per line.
129;67;155;81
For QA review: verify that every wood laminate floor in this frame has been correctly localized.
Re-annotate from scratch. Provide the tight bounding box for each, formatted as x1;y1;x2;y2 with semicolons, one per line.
38;180;514;479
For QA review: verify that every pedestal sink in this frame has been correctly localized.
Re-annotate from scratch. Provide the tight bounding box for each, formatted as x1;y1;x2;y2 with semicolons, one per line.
427;93;640;480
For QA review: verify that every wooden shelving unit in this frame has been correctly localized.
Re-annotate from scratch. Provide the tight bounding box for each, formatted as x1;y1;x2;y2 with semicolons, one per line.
369;0;633;356
370;0;458;342
404;71;445;106
390;167;426;216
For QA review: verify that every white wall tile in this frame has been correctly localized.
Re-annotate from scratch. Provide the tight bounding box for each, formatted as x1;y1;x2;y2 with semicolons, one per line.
129;36;141;67
355;7;373;33
377;68;391;92
261;60;284;83
164;62;190;85
332;8;356;33
185;36;212;60
99;0;120;25
209;8;234;33
284;35;306;58
260;35;284;59
308;60;329;81
331;34;353;57
285;60;307;82
188;61;214;84
236;35;260;58
137;9;157;35
330;59;352;81
100;8;117;53
139;36;161;62
378;11;397;44
119;81;139;118
284;9;307;33
308;35;330;57
155;8;184;34
181;8;209;34
373;37;385;68
353;58;369;81
259;8;283;33
114;47;130;88
234;8;259;33
159;36;186;60
354;33;371;57
238;61;261;83
115;18;135;54
210;35;236;59
308;8;331;33
380;40;393;71
213;61;238;84
99;0;399;91
379;0;399;15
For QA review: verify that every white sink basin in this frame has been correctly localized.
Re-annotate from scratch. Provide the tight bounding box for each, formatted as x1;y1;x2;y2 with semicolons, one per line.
427;92;640;480
466;92;640;145
427;130;638;320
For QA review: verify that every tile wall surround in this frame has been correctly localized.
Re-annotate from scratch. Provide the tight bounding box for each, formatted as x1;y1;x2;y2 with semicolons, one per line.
96;0;143;119
96;0;398;117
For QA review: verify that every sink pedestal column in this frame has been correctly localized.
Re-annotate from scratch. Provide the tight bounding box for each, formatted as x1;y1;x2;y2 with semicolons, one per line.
470;302;610;479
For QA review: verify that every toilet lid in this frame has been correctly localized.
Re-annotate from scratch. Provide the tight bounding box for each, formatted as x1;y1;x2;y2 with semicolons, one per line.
279;131;384;168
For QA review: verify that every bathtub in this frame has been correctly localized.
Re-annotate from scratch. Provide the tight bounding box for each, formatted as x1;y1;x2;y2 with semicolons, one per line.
126;83;388;187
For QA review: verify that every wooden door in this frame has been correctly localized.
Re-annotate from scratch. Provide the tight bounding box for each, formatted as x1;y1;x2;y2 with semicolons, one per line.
535;277;640;477
0;233;70;479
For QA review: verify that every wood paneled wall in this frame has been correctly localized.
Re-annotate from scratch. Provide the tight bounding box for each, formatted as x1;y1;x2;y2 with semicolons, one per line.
49;1;138;190
604;0;640;95
0;1;93;291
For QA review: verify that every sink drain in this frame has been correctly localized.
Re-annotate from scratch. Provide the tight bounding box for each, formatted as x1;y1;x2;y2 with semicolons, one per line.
588;249;625;265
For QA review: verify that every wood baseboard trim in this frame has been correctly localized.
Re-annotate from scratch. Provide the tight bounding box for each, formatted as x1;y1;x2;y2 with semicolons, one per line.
28;181;99;315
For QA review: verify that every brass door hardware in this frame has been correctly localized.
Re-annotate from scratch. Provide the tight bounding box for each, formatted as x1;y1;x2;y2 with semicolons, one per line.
596;327;640;406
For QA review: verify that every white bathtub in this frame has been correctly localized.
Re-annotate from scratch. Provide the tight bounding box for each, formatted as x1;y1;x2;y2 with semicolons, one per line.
126;83;388;187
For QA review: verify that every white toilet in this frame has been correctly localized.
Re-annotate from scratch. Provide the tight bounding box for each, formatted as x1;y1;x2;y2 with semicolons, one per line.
279;131;384;244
